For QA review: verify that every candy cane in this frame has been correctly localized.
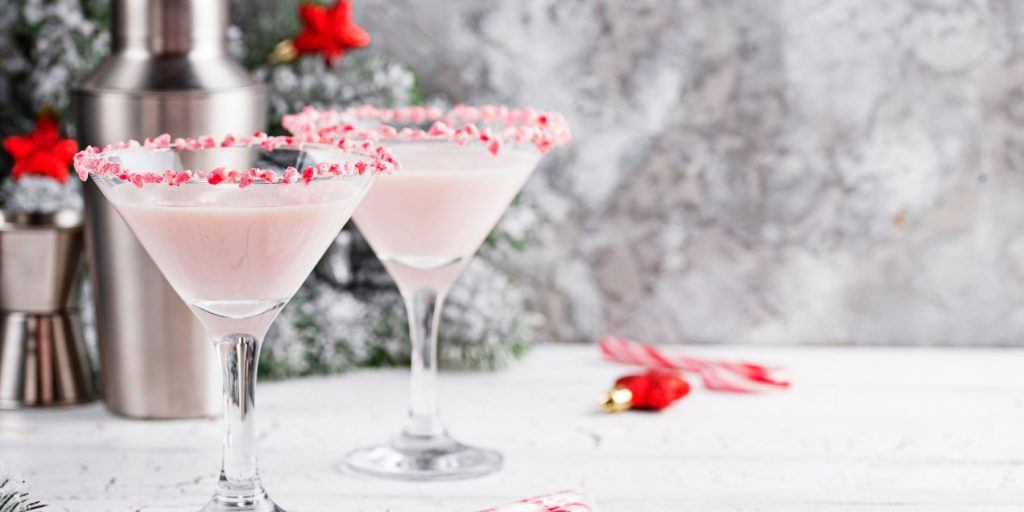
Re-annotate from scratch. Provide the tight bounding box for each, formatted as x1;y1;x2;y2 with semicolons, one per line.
477;490;591;512
599;336;789;393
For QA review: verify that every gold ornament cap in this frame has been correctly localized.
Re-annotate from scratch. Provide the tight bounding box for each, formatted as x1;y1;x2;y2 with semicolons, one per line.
269;40;299;64
600;386;633;413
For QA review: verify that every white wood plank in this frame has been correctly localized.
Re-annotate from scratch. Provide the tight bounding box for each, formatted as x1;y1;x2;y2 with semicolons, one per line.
1;345;1022;511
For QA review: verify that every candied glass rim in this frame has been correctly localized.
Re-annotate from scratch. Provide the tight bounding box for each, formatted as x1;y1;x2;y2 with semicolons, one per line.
281;104;572;157
73;133;398;188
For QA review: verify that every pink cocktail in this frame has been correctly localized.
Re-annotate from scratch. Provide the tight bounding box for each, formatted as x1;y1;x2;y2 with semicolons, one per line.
75;134;393;511
107;175;367;337
354;142;540;291
284;104;570;480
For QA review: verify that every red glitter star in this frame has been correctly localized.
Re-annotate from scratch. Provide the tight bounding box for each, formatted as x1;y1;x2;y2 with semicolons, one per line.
2;116;78;183
293;0;371;64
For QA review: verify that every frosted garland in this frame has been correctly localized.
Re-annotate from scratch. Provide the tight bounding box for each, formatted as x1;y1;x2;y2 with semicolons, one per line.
1;176;82;213
256;54;418;129
0;0;108;123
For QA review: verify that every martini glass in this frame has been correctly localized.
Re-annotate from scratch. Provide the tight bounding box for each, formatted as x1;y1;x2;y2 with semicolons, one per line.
284;105;571;480
74;135;390;511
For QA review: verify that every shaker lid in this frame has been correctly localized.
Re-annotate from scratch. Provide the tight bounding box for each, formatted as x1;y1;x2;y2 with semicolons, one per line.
77;0;257;93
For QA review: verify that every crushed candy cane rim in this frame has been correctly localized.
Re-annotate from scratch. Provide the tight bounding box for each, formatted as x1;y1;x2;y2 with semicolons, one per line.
72;133;399;188
281;104;572;156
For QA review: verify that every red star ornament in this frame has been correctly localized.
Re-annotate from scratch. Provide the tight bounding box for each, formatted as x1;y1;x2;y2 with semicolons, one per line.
293;0;371;64
2;116;78;183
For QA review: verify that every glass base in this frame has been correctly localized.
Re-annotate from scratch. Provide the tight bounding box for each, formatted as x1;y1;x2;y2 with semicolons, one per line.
345;432;503;481
200;489;285;512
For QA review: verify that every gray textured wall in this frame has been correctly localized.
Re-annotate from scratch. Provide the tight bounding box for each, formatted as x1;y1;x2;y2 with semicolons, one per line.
357;0;1024;346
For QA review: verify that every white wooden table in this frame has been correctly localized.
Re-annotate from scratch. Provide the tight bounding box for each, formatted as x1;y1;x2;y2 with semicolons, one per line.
2;344;1023;511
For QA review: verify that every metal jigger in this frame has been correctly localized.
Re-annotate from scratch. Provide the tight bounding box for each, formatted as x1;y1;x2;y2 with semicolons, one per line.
0;210;93;408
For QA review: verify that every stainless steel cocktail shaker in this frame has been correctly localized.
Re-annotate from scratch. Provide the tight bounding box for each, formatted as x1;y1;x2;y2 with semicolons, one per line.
74;0;266;418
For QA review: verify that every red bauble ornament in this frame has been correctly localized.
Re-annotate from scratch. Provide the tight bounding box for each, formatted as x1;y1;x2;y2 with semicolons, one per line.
601;370;691;412
293;0;371;64
2;116;78;183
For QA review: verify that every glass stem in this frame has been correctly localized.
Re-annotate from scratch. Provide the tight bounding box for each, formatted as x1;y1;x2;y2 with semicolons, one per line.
402;287;447;439
213;333;267;502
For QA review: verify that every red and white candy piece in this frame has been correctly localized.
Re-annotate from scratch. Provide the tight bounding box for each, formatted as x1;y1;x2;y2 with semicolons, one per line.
599;336;790;393
477;490;591;512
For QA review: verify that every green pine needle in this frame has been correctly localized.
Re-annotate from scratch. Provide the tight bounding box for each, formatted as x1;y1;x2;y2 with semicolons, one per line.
0;478;46;512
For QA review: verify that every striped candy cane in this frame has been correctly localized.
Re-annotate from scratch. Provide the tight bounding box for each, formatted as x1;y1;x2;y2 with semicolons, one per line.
599;336;789;393
477;490;591;512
